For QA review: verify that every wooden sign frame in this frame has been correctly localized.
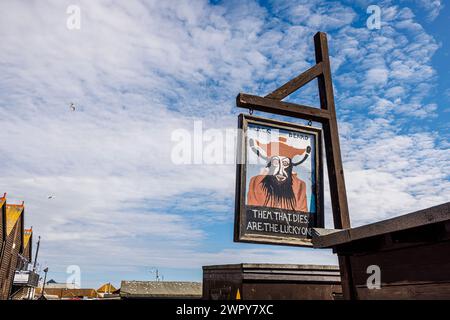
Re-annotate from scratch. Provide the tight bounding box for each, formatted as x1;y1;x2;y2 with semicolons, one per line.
235;32;353;299
234;114;324;247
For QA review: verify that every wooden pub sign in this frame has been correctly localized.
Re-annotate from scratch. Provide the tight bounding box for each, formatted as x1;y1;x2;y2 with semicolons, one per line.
234;32;351;249
235;115;323;246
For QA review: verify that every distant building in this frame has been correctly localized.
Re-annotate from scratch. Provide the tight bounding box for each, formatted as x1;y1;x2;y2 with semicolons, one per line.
32;279;102;300
21;228;33;269
42;279;78;289
0;194;6;271
120;281;202;299
11;227;39;299
0;202;24;299
97;282;119;299
0;195;38;300
35;287;99;300
97;282;117;295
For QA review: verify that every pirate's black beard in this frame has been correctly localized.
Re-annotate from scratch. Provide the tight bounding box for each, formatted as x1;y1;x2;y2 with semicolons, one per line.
260;174;296;210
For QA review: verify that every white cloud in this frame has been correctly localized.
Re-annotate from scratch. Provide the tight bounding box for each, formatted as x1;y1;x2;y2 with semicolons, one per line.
366;67;389;86
411;0;443;21
385;85;405;98
342;121;450;225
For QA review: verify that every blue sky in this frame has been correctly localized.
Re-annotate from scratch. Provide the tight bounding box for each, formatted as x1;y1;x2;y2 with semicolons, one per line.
0;0;449;288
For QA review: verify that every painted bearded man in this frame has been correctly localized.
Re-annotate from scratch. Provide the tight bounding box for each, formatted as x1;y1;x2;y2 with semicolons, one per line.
247;136;310;212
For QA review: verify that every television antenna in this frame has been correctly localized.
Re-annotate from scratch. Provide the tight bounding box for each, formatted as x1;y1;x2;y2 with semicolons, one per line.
149;267;164;282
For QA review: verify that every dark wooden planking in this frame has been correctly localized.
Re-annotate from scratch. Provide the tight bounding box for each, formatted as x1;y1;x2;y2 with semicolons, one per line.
337;202;449;245
243;270;340;276
238;234;313;247
349;241;450;286
313;228;350;248
236;93;330;122
355;282;450;300
243;282;342;300
265;62;324;100
311;227;347;248
240;263;340;271
312;202;450;248
338;255;356;300
203;266;242;300
243;274;340;282
326;206;450;300
203;264;342;300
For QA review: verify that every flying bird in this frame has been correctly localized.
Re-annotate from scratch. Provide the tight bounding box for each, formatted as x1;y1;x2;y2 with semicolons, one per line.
47;195;55;199
70;103;76;111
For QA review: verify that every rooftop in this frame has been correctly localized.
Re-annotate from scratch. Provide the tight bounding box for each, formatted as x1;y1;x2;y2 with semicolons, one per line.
120;281;202;299
6;203;24;235
24;228;32;248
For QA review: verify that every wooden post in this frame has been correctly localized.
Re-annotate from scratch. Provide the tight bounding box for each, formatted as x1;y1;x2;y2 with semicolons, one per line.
313;32;350;230
236;31;355;299
314;32;354;299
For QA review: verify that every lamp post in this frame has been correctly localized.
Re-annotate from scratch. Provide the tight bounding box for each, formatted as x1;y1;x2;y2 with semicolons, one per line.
40;267;49;299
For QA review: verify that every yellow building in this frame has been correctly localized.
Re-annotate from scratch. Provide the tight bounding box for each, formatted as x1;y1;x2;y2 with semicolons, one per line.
0;195;38;300
97;282;117;294
0;202;24;299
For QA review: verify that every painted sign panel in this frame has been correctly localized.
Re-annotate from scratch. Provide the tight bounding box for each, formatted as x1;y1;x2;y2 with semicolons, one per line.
234;114;323;247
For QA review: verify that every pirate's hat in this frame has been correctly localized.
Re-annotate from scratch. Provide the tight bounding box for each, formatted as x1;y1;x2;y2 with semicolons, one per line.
255;137;306;159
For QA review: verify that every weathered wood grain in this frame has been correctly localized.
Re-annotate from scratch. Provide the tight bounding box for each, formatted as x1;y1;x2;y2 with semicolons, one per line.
265;62;323;100
312;202;450;248
236;93;330;122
